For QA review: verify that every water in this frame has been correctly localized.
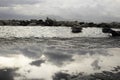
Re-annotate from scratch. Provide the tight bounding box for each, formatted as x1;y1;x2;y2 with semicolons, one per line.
0;26;109;38
0;26;120;80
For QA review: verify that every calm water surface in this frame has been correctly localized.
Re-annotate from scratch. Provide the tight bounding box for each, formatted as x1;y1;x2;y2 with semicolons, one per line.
0;37;120;80
0;27;120;80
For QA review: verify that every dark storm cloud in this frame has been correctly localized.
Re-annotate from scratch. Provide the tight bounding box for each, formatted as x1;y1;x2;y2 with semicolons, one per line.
0;8;45;20
0;0;42;7
30;59;45;67
44;50;74;66
0;0;120;22
0;11;26;20
0;68;19;80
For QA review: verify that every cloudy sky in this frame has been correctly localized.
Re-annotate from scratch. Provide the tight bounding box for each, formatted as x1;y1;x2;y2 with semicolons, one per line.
0;0;120;22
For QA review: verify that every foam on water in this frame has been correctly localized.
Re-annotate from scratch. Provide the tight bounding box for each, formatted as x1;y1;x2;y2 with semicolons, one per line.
0;26;109;38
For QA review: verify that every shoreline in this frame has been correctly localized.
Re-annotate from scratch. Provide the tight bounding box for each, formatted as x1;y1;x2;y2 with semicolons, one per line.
0;18;120;28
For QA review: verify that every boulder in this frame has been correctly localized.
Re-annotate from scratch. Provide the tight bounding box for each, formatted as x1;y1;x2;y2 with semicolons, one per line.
71;27;82;33
102;28;120;37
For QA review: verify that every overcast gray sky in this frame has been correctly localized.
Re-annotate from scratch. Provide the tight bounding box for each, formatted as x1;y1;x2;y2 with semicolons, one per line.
0;0;120;22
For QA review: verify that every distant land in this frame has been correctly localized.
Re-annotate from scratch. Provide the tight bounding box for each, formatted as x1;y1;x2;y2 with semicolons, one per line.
0;17;120;28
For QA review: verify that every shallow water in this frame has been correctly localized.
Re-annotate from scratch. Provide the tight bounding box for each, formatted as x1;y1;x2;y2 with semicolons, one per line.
0;27;120;80
0;26;109;38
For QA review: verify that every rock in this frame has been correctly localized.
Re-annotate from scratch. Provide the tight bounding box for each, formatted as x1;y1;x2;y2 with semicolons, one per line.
102;28;120;37
0;21;4;26
102;27;112;33
71;27;82;33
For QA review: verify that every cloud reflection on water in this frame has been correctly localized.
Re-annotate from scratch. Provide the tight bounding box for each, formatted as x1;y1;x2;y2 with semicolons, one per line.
0;40;120;80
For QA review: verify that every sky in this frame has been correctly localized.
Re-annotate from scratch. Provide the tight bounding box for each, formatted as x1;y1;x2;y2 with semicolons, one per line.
0;0;120;22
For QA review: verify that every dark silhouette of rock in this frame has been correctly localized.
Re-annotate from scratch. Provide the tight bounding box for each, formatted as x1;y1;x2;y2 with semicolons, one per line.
71;27;82;33
0;68;18;80
52;72;70;80
112;66;120;72
102;27;120;37
52;66;120;80
30;59;45;67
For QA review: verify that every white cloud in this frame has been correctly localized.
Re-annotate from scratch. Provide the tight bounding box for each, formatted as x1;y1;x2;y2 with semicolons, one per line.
0;0;120;22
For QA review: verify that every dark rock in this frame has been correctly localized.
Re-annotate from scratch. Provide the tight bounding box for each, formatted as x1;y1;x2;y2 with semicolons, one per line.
71;27;82;33
52;72;70;80
102;27;112;33
52;66;120;80
30;59;45;67
102;28;120;37
0;68;18;80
